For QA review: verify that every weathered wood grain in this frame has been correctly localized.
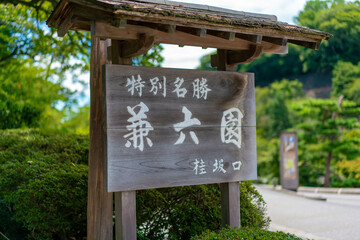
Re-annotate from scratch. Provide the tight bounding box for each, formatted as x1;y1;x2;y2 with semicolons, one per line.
88;22;113;240
115;191;136;240
108;40;137;240
221;182;240;228
93;22;289;54
218;49;242;228
103;65;257;192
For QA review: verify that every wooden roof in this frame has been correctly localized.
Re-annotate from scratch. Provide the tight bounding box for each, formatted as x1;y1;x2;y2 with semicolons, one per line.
47;0;332;64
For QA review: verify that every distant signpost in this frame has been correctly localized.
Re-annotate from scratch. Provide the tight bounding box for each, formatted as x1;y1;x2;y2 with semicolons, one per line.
280;132;299;190
103;65;257;192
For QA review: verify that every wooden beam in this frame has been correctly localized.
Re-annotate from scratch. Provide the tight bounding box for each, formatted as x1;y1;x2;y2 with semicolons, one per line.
121;34;155;58
94;22;286;54
262;36;287;46
236;33;262;44
288;39;321;50
93;22;251;51
88;21;113;240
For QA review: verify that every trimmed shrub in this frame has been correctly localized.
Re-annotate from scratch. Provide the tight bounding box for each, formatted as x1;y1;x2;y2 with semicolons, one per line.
0;129;270;239
0;129;88;240
192;227;303;240
136;180;270;239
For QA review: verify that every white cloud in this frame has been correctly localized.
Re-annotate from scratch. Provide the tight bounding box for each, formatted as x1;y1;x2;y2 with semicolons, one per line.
161;45;215;69
161;0;307;69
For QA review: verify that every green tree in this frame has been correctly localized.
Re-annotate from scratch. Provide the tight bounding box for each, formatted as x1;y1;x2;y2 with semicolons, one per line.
237;45;304;86
296;0;360;73
0;59;69;129
292;97;360;187
0;0;164;131
332;61;360;104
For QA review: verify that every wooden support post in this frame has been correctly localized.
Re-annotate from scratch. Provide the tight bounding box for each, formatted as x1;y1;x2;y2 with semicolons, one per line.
225;32;236;41
217;49;241;228
113;18;127;29
167;24;176;34
115;191;136;240
88;21;113;240
197;28;207;38
221;182;241;228
109;39;136;240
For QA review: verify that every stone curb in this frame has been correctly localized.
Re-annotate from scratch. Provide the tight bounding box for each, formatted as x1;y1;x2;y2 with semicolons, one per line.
297;186;360;195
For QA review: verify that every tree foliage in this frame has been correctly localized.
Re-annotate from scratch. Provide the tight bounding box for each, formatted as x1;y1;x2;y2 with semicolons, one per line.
332;61;360;104
291;98;360;186
196;0;360;88
296;0;360;73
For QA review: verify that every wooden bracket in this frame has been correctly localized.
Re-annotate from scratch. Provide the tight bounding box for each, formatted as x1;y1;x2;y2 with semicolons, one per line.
57;7;74;37
120;34;155;58
211;45;263;68
227;45;263;64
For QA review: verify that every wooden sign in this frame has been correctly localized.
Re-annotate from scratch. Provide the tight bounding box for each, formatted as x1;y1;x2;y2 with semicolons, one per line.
280;132;299;190
103;65;257;192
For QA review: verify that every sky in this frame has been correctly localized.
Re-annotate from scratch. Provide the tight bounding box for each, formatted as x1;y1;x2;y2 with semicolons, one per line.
65;0;308;106
160;0;307;69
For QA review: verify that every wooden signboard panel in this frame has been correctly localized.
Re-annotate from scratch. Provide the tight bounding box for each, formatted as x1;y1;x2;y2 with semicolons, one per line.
103;65;257;192
280;132;299;190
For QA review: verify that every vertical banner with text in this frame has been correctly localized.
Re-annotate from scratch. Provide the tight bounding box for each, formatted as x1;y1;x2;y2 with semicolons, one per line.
103;65;257;192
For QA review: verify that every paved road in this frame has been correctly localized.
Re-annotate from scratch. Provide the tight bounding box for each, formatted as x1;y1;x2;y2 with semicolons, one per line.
256;185;360;240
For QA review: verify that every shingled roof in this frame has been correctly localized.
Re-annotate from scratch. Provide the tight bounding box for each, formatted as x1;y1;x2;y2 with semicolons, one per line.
47;0;332;63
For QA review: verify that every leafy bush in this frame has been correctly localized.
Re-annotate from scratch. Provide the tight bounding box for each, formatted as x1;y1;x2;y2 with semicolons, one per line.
137;182;270;239
0;129;89;240
0;129;270;239
192;227;302;240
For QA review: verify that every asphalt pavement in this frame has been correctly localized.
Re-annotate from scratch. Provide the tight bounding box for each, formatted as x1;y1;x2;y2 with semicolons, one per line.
255;185;360;240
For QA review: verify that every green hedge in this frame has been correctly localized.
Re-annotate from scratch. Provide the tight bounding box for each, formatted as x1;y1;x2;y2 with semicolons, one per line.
0;129;89;239
192;227;303;240
0;129;270;239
